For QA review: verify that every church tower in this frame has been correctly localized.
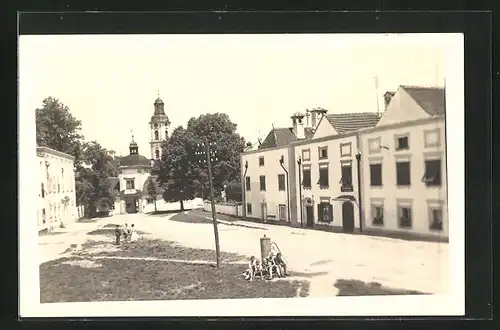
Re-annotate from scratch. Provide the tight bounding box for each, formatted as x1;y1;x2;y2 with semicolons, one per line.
149;91;171;160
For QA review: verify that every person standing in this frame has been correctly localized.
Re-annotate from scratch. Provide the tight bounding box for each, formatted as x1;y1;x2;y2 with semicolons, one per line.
115;225;121;245
130;224;138;242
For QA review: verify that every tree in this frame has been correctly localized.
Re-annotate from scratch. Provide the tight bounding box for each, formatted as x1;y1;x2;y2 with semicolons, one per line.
156;126;198;211
147;179;158;212
225;182;242;202
185;113;246;198
35;97;84;165
77;141;119;217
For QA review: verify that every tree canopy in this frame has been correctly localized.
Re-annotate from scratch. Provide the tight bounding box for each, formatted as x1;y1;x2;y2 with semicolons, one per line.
156;113;245;207
35;97;118;217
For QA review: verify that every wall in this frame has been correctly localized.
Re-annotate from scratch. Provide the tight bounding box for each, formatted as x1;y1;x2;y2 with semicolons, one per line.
377;87;431;127
241;147;292;222
203;202;243;217
292;134;360;228
119;167;151;195
312;115;337;139
142;198;205;213
360;117;448;239
37;147;78;232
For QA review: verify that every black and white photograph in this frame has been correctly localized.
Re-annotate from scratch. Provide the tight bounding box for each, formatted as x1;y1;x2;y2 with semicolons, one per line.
18;32;465;317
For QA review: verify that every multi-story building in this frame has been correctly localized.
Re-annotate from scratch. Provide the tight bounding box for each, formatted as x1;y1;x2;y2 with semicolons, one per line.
240;85;448;241
37;146;78;233
290;112;380;230
359;86;447;240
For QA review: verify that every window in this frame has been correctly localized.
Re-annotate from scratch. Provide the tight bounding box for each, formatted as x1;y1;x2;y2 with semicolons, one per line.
318;163;329;188
368;137;382;154
126;179;135;190
41;183;45;198
372;203;384;226
340;142;352;157
341;163;353;186
318;146;328;160
279;204;286;221
301;149;311;161
155;149;160;159
424;128;441;148
423;159;442;186
396;161;411;186
245;176;251;191
154;130;159;140
165;130;168;138
370;164;382;186
429;207;443;231
154;123;159;128
396;135;409;150
302;165;311;189
317;201;333;223
278;174;286;191
398;204;412;229
259;157;265;166
259;175;266;191
42;208;46;224
247;203;252;214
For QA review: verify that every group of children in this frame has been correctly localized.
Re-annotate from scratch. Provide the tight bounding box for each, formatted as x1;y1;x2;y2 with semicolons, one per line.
114;223;138;245
243;251;288;281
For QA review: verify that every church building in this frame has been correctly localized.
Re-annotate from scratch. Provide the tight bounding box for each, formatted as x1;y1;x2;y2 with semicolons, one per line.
103;94;170;215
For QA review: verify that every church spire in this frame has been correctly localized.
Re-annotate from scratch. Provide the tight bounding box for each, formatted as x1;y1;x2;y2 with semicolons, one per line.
129;129;138;155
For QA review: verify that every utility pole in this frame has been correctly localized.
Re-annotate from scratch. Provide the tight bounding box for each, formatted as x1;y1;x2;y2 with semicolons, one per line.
196;139;221;268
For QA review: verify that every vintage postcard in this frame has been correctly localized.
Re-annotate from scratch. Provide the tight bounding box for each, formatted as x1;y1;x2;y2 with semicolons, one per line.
18;33;464;317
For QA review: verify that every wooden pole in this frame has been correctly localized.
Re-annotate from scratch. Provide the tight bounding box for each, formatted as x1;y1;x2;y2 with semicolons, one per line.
205;138;221;268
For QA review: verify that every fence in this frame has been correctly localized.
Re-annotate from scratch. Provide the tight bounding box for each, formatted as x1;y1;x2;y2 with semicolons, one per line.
203;201;243;217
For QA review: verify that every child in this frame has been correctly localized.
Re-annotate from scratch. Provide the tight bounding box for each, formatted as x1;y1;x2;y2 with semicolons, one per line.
130;224;138;242
243;256;257;281
122;223;130;242
114;225;121;245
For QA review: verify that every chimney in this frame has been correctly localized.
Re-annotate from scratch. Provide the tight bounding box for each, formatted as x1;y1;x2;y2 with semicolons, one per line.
291;112;305;139
384;91;395;110
305;109;310;128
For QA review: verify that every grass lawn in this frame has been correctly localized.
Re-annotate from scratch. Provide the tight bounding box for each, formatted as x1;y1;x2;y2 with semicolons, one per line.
334;279;427;296
40;237;310;303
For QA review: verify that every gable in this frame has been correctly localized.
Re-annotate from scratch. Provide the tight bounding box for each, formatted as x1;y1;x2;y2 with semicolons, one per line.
376;87;431;127
312;115;338;139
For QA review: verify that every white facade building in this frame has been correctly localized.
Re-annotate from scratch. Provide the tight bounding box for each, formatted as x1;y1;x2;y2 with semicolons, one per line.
359;86;447;240
37;147;77;233
240;85;448;241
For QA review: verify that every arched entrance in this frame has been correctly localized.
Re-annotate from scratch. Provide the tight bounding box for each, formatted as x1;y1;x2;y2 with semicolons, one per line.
125;198;139;213
332;195;357;233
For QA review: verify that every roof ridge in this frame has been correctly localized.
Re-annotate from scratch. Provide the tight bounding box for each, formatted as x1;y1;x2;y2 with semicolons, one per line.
327;112;380;116
400;85;444;90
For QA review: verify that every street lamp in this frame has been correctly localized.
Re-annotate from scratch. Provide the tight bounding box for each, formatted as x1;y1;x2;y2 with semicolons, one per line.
297;157;303;228
242;160;249;219
355;149;363;232
279;155;291;223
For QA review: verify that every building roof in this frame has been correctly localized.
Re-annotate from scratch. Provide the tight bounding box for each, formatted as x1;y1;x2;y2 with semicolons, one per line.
142;175;164;196
325;112;381;134
118;154;151;167
401;86;446;116
259;127;314;149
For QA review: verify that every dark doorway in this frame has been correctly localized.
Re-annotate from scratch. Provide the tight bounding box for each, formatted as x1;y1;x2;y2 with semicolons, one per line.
306;205;314;228
342;201;355;232
126;198;138;214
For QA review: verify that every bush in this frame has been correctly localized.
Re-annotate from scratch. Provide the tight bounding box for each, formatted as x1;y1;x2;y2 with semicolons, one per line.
225;182;242;202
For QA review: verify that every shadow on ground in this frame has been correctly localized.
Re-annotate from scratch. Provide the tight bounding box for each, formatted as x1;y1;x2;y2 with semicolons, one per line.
40;238;310;302
168;212;266;231
287;271;330;278
87;228;151;237
77;237;247;263
334;279;428;296
145;210;181;216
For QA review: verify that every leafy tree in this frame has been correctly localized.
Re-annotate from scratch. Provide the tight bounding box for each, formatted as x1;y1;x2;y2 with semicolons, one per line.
147;179;158;212
185;113;246;198
77;141;119;216
35;97;84;165
225;182;242;202
156;126;198;211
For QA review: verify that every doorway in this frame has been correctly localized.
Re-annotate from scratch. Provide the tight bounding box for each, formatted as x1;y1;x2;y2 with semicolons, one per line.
126;198;138;214
305;205;314;228
278;204;286;221
342;201;355;232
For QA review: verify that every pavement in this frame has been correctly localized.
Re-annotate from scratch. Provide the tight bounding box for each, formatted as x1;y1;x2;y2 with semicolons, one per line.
38;210;449;297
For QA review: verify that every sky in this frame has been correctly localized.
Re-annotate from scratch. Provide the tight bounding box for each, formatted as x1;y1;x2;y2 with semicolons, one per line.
19;33;448;157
